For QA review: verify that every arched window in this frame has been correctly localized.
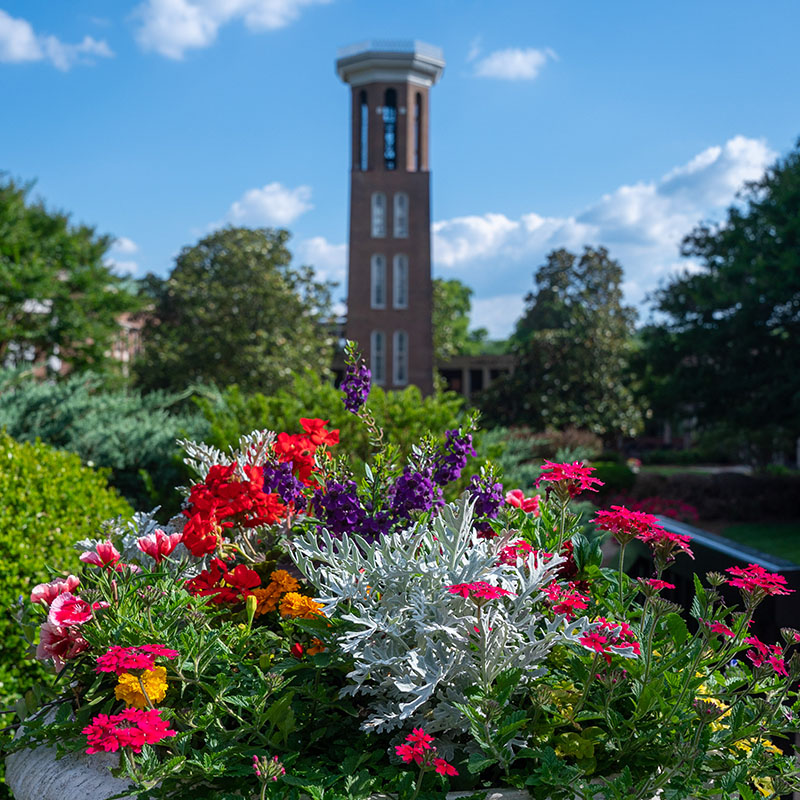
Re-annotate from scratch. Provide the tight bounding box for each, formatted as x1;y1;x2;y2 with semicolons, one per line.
393;330;409;386
359;91;368;171
414;92;422;171
393;254;408;309
370;254;386;309
371;330;386;385
371;192;386;238
393;192;408;238
383;88;397;171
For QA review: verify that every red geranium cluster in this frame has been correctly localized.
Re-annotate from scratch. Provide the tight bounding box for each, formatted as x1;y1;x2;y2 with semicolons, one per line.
726;564;794;597
184;557;261;605
182;464;287;557
274;418;339;485
579;617;641;664
395;728;458;776
96;644;179;675
535;460;604;498
82;707;176;754
542;581;591;620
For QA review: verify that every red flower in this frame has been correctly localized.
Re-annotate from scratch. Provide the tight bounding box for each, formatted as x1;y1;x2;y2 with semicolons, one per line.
79;541;121;568
48;593;107;627
182;514;224;557
446;582;514;601
36;621;89;670
136;529;183;564
433;758;459;776
542;582;590;620
594;506;662;544
406;727;435;748
535;460;604;497
579;618;640;664
707;621;735;638
395;743;425;765
82;708;176;754
641;578;676;591
504;489;540;515
726;564;793;596
274;433;317;484
96;644;179;675
637;528;694;562
30;575;80;607
185;558;261;604
290;642;304;659
300;418;340;447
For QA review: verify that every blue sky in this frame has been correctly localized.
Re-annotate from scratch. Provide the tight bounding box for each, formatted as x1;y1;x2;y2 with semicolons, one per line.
2;0;799;337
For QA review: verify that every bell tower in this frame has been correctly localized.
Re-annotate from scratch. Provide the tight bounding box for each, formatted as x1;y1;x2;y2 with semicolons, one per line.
337;40;445;394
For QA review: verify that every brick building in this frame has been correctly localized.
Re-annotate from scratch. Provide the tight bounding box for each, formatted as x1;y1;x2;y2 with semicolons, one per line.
336;40;445;394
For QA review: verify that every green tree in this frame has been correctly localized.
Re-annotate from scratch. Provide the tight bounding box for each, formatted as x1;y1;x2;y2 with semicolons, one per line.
480;247;643;438
0;177;141;374
640;142;800;463
432;278;489;362
135;227;335;394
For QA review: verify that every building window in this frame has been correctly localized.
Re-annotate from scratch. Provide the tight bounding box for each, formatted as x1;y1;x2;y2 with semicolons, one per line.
393;254;408;309
359;91;368;171
370;254;386;309
371;192;386;237
371;330;386;385
383;88;397;171
393;192;409;238
393;330;409;385
414;92;422;171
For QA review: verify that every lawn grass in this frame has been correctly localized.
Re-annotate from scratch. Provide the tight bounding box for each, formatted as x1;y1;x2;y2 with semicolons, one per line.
721;521;800;564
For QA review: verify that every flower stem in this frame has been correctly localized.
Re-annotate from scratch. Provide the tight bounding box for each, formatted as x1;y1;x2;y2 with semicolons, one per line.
136;675;156;710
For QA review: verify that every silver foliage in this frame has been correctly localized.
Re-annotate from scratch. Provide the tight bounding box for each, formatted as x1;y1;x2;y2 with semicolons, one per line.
290;495;589;734
178;429;277;484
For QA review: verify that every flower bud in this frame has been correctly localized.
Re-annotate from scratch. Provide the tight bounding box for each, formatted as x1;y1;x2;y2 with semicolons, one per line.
246;593;257;626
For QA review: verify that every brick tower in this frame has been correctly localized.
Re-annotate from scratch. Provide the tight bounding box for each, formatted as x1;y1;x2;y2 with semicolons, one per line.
336;40;445;394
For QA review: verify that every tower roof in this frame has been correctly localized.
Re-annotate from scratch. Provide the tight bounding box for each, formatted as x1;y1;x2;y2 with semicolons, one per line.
336;40;445;88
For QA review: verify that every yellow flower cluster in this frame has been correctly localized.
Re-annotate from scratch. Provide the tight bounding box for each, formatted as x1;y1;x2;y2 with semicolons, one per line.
279;591;323;619
251;569;300;616
115;666;168;709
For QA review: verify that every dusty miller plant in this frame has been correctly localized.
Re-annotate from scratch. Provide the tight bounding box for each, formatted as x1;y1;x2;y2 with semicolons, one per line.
291;495;590;734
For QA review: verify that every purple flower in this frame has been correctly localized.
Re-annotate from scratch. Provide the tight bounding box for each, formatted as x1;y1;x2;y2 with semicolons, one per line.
468;473;504;519
433;430;476;486
263;462;307;510
314;481;364;535
341;360;371;414
391;467;444;520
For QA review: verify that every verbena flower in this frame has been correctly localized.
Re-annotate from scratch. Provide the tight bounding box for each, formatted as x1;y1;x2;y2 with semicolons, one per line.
594;505;663;544
96;644;179;675
726;564;793;596
536;460;604;498
638;527;694;564
446;581;514;601
115;666;169;709
82;708;176;754
253;754;286;782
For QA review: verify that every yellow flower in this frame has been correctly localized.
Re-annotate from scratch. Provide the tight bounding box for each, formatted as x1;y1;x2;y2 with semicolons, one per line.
753;777;774;798
115;666;168;709
270;569;299;594
279;592;323;619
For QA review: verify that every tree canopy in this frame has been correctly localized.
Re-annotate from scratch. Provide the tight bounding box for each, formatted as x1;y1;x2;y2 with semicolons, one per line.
135;227;335;395
0;177;141;375
480;247;643;438
640;141;800;461
432;277;489;362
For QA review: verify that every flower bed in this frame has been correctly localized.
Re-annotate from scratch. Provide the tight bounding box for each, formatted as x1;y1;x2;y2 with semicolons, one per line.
6;345;800;800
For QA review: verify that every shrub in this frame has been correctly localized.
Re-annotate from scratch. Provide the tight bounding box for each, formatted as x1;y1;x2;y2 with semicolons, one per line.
0;371;208;512
591;460;636;494
0;432;131;800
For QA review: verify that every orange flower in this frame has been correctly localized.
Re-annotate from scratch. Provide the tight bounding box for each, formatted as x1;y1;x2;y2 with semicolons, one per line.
269;569;299;594
307;638;326;655
250;570;301;616
279;592;323;619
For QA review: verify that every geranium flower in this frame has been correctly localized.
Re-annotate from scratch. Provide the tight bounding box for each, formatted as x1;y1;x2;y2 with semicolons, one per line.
79;541;121;568
185;558;260;604
504;489;540;515
82;708;176;754
36;620;90;670
96;644;179;675
446;582;514;601
115;666;169;709
279;592;324;619
30;575;80;607
136;529;183;564
535;460;604;498
726;564;793;596
300;417;340;447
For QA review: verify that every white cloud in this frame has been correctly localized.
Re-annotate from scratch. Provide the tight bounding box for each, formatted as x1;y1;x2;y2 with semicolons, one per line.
294;235;346;286
113;236;139;255
133;0;330;59
106;237;141;276
470;294;526;339
221;182;313;227
433;136;775;338
0;10;113;69
473;47;557;80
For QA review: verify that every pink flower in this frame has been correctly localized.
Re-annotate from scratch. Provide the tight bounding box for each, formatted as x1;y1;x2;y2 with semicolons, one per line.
637;528;694;562
30;575;80;607
579;618;640;664
542;582;590;620
96;644;179;675
406;727;435;748
726;564;793;596
505;489;540;515
446;582;514;601
36;621;90;671
594;506;663;544
707;621;735;638
535;461;604;497
136;529;183;564
48;593;107;626
433;757;459;776
395;743;425;765
640;578;676;591
82;708;176;754
80;541;121;568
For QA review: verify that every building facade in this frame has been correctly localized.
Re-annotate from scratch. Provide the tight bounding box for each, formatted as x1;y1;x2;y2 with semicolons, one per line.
336;41;444;394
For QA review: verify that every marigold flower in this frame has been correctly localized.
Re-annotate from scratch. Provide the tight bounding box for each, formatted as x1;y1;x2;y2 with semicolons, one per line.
115;666;168;709
82;708;176;754
307;638;326;655
96;644;179;675
279;592;324;619
726;564;793;596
